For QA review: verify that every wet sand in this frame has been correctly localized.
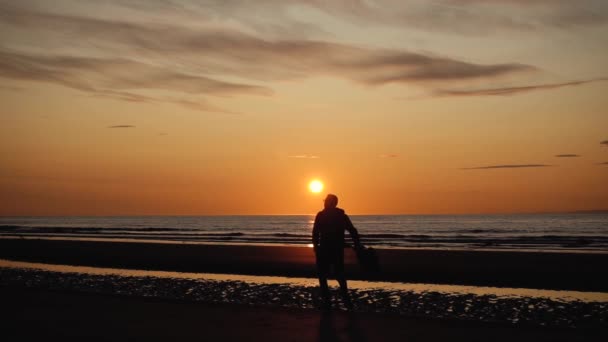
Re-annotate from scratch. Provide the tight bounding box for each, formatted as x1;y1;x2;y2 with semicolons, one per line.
2;287;605;342
2;265;606;328
1;237;607;291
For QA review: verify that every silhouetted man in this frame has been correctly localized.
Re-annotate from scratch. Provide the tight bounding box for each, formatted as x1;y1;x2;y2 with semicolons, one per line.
313;194;361;309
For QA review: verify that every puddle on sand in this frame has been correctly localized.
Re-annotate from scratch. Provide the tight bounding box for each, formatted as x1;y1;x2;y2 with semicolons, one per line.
2;259;607;328
1;259;606;303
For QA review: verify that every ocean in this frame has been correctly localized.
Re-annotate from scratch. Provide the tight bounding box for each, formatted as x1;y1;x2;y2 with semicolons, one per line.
1;214;607;251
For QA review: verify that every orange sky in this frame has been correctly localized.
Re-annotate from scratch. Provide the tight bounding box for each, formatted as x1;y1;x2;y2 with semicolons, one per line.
1;0;607;215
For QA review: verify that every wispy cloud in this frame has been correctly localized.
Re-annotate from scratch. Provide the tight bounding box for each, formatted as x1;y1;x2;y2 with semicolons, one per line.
380;154;399;158
288;154;320;159
0;84;22;91
601;140;608;147
1;0;604;110
445;0;608;29
190;0;608;36
555;154;580;158
0;48;269;112
598;162;608;165
0;2;542;104
107;125;135;128
462;164;553;170
153;0;608;36
91;90;237;114
435;78;608;97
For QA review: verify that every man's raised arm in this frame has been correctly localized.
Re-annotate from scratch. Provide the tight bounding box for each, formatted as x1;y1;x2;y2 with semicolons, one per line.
344;214;361;248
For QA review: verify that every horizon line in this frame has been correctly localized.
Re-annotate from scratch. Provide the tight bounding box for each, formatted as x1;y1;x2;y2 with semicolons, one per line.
2;210;607;218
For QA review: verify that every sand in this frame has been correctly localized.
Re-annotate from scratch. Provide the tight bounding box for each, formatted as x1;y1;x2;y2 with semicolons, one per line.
2;265;606;327
2;287;605;342
1;237;607;291
2;237;606;340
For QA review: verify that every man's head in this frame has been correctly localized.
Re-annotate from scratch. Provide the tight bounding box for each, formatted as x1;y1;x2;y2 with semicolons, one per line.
324;194;338;209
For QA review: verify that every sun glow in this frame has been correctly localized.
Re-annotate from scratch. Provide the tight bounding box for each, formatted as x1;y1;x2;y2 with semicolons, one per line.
308;180;324;193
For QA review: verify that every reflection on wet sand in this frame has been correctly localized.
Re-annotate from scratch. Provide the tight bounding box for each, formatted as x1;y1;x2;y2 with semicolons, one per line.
1;259;607;328
1;259;606;302
319;311;367;342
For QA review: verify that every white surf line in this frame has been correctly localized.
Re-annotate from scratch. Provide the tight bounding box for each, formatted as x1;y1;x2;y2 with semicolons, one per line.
1;259;607;303
3;235;607;254
0;235;304;247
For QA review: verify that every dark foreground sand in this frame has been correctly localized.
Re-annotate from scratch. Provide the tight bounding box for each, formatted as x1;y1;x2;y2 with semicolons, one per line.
2;287;605;342
3;266;605;327
2;237;607;341
1;238;607;291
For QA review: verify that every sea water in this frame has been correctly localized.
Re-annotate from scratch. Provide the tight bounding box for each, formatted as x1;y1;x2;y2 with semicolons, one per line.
1;214;607;251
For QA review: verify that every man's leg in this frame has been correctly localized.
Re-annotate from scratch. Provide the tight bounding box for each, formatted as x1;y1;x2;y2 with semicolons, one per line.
316;253;331;307
334;250;353;309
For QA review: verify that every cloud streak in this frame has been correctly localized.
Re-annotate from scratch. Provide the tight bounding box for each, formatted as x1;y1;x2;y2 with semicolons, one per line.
162;0;608;36
435;78;608;97
555;154;580;158
0;3;541;105
0;84;22;91
462;164;553;170
90;90;236;114
107;125;135;128
0;47;270;112
446;0;608;29
222;0;608;36
288;154;320;159
601;140;608;147
1;0;603;110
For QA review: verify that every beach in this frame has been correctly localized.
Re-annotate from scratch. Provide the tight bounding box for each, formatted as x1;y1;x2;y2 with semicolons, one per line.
1;237;607;340
3;287;606;342
1;237;607;291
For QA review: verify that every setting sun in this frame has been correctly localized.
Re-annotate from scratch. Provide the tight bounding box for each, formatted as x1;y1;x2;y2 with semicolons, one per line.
308;180;324;193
